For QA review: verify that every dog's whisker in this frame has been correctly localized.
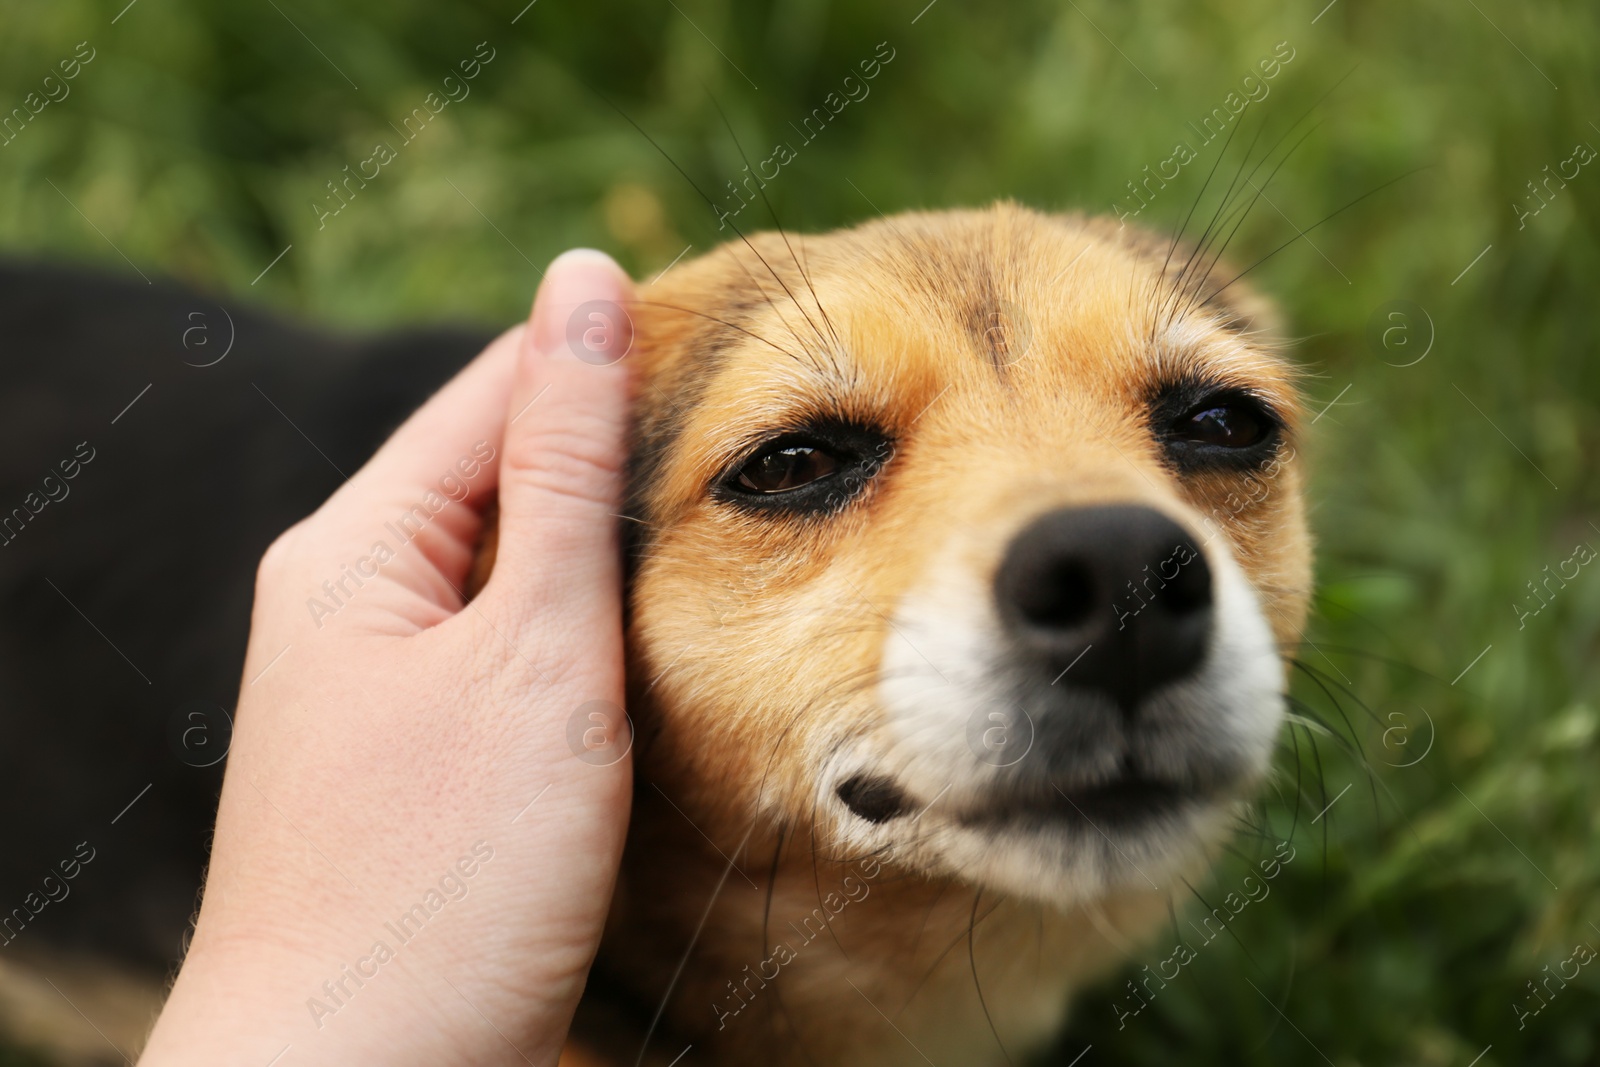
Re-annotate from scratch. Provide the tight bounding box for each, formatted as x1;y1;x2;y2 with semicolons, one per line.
630;299;808;364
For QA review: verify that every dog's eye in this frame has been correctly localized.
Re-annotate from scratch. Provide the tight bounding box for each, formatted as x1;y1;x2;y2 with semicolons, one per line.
1174;401;1267;448
1150;385;1282;473
734;444;840;494
715;423;893;514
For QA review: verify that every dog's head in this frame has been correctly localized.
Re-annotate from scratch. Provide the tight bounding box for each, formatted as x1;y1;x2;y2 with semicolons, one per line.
622;202;1310;908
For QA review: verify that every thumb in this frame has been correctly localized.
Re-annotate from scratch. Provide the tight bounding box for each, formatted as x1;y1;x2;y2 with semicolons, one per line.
488;248;635;611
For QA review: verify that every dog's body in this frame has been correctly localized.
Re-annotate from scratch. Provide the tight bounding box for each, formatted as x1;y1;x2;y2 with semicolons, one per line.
0;203;1309;1065
0;262;490;1059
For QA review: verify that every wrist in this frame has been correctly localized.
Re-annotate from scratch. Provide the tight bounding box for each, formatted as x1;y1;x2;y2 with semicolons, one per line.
143;918;573;1067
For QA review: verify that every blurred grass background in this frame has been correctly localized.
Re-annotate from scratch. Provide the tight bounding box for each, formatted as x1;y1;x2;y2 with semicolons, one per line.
2;0;1597;1064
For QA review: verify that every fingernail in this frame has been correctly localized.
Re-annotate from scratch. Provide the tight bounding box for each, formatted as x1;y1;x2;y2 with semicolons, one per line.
529;248;635;364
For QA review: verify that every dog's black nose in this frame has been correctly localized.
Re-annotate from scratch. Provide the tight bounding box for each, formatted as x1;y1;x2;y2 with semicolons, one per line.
994;504;1212;708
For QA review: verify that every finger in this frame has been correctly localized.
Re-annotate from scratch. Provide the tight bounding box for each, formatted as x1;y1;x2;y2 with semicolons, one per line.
482;249;635;624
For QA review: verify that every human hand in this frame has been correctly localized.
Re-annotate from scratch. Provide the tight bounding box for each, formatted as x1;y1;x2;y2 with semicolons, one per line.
139;250;637;1066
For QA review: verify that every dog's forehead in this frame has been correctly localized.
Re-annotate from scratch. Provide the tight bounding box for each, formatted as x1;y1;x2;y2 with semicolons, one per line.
642;208;1294;429
831;219;1280;387
713;210;1168;363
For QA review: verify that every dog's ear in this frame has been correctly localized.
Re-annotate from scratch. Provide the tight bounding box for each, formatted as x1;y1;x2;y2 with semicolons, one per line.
465;494;499;600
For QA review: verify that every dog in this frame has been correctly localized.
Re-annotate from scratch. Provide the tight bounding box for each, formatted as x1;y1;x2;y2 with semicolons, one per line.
0;201;1309;1065
0;259;490;1061
480;203;1312;1065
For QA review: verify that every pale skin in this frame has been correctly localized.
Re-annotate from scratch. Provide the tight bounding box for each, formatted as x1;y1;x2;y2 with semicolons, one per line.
140;250;636;1066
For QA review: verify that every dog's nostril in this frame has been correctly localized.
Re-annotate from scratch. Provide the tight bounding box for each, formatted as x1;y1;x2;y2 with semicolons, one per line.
1012;559;1095;631
836;775;909;823
1161;552;1213;614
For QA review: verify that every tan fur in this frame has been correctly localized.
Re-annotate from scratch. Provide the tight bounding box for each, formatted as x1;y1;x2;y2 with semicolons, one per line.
478;204;1312;1065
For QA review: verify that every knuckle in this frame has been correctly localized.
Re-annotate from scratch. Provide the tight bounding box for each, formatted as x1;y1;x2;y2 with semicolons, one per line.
255;518;311;589
503;418;624;510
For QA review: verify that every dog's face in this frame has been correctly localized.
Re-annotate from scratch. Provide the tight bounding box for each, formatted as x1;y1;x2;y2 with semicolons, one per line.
624;204;1310;909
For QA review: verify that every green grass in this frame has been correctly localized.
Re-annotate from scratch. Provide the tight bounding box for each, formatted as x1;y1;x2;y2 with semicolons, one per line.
4;0;1597;1063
